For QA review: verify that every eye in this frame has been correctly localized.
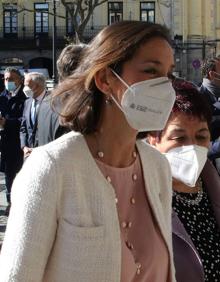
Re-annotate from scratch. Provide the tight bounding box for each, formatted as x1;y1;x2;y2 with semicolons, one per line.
143;68;158;75
170;136;186;143
196;135;209;141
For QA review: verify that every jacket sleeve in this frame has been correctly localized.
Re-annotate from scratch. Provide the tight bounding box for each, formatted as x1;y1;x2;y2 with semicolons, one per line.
208;140;220;160
0;147;59;282
3;96;26;138
19;109;28;148
158;155;173;233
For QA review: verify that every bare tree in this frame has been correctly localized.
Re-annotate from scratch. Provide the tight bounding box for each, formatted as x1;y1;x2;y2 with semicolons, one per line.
4;0;108;42
60;0;108;42
156;0;171;8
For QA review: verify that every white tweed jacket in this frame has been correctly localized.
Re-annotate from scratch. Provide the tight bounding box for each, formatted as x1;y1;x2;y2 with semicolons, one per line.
0;132;176;282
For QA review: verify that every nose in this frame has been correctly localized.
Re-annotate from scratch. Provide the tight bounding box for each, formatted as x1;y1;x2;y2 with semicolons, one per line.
184;138;197;146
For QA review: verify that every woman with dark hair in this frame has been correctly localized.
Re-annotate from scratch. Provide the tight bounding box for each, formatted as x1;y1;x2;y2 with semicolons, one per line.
148;80;220;282
0;21;176;281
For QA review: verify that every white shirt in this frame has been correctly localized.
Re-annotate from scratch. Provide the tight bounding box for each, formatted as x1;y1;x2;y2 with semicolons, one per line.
31;90;46;124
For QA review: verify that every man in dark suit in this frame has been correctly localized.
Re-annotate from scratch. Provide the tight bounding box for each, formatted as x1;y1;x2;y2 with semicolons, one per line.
36;96;66;145
199;56;220;173
0;67;26;206
20;72;48;158
0;73;4;93
37;43;87;146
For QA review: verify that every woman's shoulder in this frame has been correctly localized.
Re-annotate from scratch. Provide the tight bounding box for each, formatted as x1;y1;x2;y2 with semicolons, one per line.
21;131;84;176
37;131;84;158
137;139;169;164
137;139;172;185
13;132;84;202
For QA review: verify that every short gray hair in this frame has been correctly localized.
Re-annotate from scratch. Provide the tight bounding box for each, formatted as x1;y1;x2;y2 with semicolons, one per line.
25;72;46;88
4;67;22;78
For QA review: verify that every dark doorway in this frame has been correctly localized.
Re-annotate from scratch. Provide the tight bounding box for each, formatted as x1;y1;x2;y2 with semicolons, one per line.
29;57;52;78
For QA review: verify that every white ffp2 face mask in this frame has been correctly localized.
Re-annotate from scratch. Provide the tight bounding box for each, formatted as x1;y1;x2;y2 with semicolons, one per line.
164;145;208;187
23;86;34;98
110;70;176;132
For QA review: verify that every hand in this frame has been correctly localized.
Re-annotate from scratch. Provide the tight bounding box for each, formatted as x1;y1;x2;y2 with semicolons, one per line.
0;117;6;129
214;58;220;75
23;146;33;158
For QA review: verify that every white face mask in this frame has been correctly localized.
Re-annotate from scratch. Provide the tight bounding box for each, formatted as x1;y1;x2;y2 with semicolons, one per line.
111;70;176;131
23;86;34;98
164;145;208;187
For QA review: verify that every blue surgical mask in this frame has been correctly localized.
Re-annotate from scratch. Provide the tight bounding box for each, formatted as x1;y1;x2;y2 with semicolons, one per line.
5;81;16;92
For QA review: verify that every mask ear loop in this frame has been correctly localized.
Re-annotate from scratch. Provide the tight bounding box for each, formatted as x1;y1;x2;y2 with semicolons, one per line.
111;69;131;89
109;68;131;112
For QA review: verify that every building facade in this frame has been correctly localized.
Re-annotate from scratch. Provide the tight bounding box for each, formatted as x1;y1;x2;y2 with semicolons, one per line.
171;0;220;83
0;0;220;83
0;0;168;79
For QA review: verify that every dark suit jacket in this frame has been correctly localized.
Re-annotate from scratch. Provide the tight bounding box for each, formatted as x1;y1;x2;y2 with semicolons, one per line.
20;91;48;148
199;84;220;141
0;86;27;173
200;84;220;173
37;96;69;146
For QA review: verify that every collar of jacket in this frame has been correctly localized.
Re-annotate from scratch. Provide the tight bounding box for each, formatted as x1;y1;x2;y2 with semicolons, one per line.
172;211;202;256
200;84;217;104
172;210;205;281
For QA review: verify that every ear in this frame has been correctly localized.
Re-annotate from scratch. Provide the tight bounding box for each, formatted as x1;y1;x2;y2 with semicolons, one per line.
209;70;215;80
147;132;160;147
94;68;114;96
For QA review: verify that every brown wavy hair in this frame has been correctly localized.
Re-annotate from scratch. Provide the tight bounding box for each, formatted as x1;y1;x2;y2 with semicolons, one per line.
52;20;171;134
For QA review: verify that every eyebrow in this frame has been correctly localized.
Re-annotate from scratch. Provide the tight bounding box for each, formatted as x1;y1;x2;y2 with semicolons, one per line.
197;128;209;133
141;60;175;71
143;60;161;64
169;128;209;134
169;129;185;134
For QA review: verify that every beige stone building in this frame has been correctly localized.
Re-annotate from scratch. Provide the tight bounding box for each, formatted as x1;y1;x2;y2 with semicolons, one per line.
0;0;220;82
0;0;172;79
171;0;220;82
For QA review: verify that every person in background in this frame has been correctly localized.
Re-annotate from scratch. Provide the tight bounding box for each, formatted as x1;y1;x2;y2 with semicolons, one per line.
0;21;176;281
20;72;48;159
37;43;87;146
0;73;5;93
148;79;220;282
56;43;87;82
0;67;26;212
199;56;220;173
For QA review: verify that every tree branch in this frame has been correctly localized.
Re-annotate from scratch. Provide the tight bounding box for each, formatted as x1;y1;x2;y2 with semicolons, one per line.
157;0;171;8
94;0;108;7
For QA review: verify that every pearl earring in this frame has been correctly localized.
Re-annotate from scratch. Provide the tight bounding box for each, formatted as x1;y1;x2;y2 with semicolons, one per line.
105;96;113;105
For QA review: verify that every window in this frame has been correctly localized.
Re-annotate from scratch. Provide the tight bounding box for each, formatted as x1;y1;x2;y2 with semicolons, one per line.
3;4;17;38
34;3;49;35
108;2;123;25
140;2;155;23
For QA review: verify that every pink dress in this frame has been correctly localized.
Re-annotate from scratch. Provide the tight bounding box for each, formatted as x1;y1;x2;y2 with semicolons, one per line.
96;155;169;282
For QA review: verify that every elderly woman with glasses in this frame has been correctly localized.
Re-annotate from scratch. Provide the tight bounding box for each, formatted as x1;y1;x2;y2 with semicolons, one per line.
148;79;220;282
